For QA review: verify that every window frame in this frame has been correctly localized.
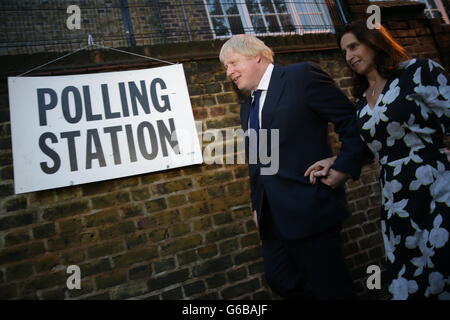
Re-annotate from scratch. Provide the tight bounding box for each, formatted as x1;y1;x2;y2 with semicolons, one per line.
203;0;335;39
421;0;450;23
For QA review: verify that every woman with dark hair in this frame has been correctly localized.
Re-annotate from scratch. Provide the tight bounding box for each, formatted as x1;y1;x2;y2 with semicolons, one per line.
305;20;450;300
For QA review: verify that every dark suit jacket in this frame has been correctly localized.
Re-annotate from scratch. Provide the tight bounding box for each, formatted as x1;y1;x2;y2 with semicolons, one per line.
241;62;366;240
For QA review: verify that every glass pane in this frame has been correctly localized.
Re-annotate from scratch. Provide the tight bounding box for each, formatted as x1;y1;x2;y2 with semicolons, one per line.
260;0;275;13
207;0;223;15
274;0;287;13
251;15;267;33
229;16;245;34
428;0;437;9
311;2;321;11
280;14;295;32
300;14;311;26
212;17;230;36
432;10;442;19
296;3;308;12
246;0;260;14
311;12;325;27
266;15;281;32
223;0;239;14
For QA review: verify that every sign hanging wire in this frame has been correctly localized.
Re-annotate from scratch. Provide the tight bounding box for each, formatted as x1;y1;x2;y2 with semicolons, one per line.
16;34;177;77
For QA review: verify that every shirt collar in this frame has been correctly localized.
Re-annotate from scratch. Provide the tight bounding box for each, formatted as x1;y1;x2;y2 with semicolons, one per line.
252;63;274;97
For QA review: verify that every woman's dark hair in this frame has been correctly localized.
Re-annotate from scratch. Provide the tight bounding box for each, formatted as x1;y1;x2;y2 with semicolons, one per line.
337;20;411;99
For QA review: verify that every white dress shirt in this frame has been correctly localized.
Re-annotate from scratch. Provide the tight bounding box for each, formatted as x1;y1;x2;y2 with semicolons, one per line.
250;63;274;128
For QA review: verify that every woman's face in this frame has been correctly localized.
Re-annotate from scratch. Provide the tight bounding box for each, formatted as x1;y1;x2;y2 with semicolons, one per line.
340;32;377;76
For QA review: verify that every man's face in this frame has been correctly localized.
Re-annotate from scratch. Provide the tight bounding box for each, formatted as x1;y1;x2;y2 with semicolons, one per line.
223;50;261;91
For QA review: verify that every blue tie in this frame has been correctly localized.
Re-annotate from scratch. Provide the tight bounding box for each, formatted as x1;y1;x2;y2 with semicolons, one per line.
249;89;262;132
249;90;262;164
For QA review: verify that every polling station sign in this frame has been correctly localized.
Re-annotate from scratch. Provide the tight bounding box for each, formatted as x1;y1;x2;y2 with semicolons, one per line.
8;64;203;194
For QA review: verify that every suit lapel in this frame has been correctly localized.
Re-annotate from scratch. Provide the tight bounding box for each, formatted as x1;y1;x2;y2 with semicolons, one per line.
261;66;286;130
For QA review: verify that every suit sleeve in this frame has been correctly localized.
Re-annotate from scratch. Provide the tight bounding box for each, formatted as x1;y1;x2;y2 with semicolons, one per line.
304;62;366;179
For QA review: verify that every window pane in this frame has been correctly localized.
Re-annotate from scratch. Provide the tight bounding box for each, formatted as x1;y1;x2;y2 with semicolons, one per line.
229;16;245;34
300;14;312;26
312;12;325;27
207;0;223;15
251;15;267;33
266;15;281;32
296;3;308;12
424;10;433;19
428;0;438;9
212;17;230;36
432;10;442;19
260;0;275;13
246;0;260;14
274;0;288;13
307;3;322;25
223;0;239;14
280;14;295;32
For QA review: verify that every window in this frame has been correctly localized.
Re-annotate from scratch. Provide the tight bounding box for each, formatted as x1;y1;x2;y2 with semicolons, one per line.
204;0;334;38
370;0;449;24
417;0;450;23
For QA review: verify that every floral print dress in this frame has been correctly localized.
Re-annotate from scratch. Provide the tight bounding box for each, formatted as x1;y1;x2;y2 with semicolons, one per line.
356;59;450;300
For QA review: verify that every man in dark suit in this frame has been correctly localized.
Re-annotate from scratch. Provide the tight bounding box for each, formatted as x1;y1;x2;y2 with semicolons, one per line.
219;34;366;299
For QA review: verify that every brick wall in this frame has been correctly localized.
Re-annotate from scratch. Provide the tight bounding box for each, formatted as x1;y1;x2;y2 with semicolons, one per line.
0;0;215;56
347;0;372;20
0;32;387;300
345;0;450;72
0;0;132;55
156;0;213;42
1;1;449;301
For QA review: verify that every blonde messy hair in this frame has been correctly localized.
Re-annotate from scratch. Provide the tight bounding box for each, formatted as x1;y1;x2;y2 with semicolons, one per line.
219;34;274;64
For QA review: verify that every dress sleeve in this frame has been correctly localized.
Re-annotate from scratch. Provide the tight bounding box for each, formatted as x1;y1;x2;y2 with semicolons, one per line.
412;59;450;136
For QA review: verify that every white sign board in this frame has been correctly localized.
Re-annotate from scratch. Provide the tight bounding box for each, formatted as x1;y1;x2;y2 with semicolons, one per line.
8;64;203;194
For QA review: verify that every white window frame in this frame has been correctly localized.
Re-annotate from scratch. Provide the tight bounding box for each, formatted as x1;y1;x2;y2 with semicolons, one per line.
203;0;334;39
421;0;450;23
286;0;334;35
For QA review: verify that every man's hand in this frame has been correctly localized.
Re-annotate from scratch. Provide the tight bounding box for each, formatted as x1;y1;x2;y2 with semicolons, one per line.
319;168;350;189
304;156;336;184
304;156;349;188
252;210;258;230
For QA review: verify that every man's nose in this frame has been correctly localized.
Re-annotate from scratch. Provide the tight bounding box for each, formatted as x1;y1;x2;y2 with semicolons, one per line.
226;66;234;78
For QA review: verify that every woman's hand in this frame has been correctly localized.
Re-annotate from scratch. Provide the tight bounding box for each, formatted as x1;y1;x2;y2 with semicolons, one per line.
304;156;336;184
443;148;450;163
443;137;450;162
